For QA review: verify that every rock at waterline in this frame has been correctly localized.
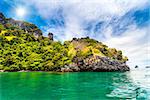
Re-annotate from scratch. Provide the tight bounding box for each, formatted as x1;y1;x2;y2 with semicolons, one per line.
59;56;130;72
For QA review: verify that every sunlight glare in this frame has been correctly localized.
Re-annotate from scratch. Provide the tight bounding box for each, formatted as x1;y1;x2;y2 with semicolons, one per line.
16;7;26;18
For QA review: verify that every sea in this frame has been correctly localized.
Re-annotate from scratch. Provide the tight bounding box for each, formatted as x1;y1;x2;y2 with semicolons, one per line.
0;69;150;100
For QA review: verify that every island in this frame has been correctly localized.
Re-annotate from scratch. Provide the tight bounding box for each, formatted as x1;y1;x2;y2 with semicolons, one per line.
145;66;150;69
0;12;130;72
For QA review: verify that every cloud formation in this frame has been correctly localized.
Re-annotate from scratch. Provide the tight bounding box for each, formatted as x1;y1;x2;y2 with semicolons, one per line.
3;0;149;68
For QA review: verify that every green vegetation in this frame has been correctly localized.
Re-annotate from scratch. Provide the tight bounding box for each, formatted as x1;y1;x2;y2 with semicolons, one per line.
0;22;128;72
0;23;71;71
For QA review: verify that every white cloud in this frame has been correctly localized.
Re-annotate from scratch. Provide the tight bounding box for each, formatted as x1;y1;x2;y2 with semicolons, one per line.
104;26;149;68
20;0;149;19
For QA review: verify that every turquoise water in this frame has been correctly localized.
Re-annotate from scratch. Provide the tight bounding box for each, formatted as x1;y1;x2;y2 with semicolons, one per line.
0;70;150;100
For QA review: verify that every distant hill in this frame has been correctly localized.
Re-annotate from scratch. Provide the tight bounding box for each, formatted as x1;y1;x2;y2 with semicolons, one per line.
0;12;129;72
146;66;150;68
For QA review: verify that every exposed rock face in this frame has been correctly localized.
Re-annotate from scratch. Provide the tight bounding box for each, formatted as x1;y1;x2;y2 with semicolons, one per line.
48;32;53;40
0;12;42;36
59;56;130;72
59;37;130;72
0;13;6;24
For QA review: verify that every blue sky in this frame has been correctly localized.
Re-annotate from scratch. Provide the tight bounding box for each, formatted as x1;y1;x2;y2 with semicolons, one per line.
0;0;149;68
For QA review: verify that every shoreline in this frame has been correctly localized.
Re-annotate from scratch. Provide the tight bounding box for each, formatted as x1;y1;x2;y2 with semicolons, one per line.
0;70;130;72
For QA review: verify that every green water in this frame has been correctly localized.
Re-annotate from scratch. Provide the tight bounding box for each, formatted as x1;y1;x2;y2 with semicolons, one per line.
0;70;150;100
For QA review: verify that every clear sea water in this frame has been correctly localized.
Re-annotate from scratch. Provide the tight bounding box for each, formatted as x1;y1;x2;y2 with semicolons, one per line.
0;69;150;100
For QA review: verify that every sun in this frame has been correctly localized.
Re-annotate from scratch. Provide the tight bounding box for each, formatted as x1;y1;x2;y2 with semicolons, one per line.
16;7;27;18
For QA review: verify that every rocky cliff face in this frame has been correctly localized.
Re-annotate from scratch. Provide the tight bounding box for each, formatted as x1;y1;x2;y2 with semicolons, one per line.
59;37;130;72
0;12;42;37
60;56;129;72
0;13;6;24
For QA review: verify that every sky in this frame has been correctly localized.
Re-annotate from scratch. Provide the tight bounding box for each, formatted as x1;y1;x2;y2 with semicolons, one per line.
0;0;149;68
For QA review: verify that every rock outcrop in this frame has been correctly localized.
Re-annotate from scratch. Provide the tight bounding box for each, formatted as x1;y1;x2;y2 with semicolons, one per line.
0;13;6;24
0;12;42;37
59;37;130;72
48;32;53;40
59;56;130;72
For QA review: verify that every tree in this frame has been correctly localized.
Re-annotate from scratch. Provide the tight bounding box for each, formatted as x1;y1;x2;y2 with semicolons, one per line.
44;60;54;71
